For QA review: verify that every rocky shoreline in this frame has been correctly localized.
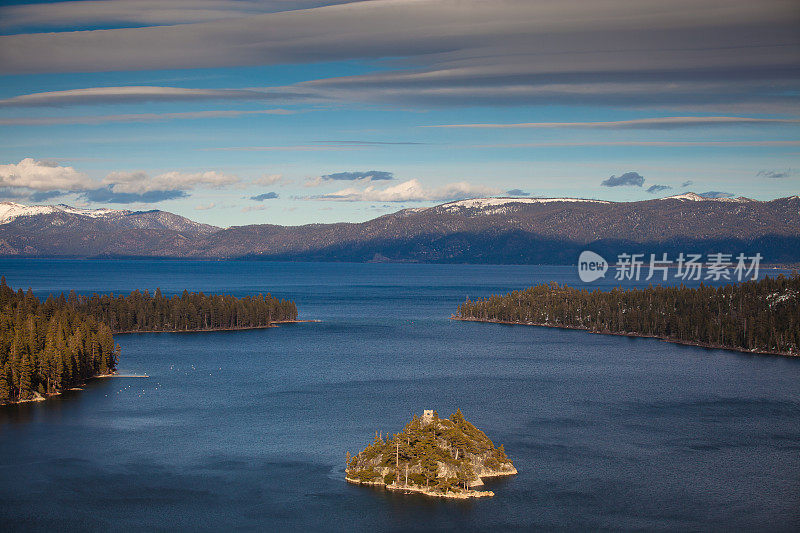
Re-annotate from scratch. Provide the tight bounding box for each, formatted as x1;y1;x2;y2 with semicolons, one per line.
1;372;120;407
345;476;498;498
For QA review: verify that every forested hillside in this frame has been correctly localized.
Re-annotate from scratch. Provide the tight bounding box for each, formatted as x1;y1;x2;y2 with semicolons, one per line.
0;277;118;404
1;279;299;404
455;274;800;356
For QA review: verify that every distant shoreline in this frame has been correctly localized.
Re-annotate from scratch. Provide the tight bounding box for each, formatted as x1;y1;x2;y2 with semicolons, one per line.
452;316;798;358
113;319;318;334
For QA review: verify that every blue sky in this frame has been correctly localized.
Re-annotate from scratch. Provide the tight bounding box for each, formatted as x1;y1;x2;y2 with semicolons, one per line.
0;0;798;226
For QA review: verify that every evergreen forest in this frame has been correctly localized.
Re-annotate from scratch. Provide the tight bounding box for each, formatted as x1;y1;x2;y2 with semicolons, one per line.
1;278;298;404
454;274;800;356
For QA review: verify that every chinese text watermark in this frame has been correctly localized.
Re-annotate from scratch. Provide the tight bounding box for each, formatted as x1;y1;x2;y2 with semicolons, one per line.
578;251;762;283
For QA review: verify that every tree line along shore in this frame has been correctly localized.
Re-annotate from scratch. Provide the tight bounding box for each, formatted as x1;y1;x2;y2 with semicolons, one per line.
0;278;298;405
453;274;800;357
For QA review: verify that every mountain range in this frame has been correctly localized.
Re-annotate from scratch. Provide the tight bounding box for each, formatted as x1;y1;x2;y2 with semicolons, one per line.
1;194;799;264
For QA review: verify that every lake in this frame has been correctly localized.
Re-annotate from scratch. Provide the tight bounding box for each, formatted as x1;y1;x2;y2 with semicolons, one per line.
1;259;798;531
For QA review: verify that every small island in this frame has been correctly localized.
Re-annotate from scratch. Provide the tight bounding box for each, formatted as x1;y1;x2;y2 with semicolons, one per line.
453;274;800;357
346;409;517;498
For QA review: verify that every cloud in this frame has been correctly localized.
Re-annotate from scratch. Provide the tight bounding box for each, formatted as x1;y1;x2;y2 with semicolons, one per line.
428;117;800;129
0;1;360;31
195;202;215;211
252;174;285;186
699;191;735;199
103;169;239;193
0;158;244;204
0;0;796;111
681;180;694;187
307;178;499;202
506;189;530;196
601;172;645;187
0;158;94;191
29;190;68;202
757;169;792;179
250;192;278;201
305;170;396;188
0;87;285;108
322;170;394;181
80;186;187;204
646;184;672;193
0;187;31;199
0;109;295;125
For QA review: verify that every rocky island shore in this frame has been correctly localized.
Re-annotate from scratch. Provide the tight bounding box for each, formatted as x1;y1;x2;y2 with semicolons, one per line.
346;409;517;498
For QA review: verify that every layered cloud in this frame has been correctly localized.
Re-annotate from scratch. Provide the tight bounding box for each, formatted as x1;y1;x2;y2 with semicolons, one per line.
0;1;359;31
0;0;796;110
647;184;672;194
0;86;280;107
0;109;294;126
601;172;645;187
308;178;498;202
506;189;530;196
429;117;800;129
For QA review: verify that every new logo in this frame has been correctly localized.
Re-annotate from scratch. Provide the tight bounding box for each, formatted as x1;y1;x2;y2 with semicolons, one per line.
578;250;608;282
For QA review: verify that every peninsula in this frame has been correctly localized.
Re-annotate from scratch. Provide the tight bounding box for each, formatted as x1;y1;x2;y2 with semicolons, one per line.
0;278;299;405
346;409;517;498
453;274;800;357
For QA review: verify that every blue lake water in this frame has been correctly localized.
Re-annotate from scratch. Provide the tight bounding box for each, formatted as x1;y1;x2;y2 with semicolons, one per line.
0;259;798;531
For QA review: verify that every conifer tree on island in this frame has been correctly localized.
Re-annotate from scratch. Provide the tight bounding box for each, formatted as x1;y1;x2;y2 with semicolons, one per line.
346;410;517;498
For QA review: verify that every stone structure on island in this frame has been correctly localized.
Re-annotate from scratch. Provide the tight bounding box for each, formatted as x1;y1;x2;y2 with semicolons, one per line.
345;409;517;498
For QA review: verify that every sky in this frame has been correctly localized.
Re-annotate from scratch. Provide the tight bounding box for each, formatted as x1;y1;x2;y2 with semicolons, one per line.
0;0;798;227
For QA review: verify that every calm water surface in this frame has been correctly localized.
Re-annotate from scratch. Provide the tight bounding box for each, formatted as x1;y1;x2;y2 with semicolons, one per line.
1;260;798;531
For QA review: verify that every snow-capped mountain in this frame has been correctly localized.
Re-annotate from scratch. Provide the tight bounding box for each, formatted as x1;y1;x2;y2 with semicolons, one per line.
659;192;754;202
0;196;798;263
0;202;123;224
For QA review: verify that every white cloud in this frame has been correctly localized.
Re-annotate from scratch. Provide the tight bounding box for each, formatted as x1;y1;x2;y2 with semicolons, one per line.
195;202;216;210
104;169;239;193
0;157;94;191
252;173;285;186
311;179;499;202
